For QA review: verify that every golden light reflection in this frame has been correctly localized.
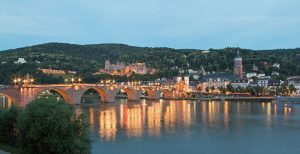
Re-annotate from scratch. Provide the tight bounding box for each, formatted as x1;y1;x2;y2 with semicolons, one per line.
125;105;143;137
99;108;117;142
181;101;191;127
0;96;12;109
266;102;272;127
201;102;207;125
164;101;176;129
90;100;292;142
89;108;95;130
147;102;161;136
274;104;277;115
224;101;229;128
208;101;220;126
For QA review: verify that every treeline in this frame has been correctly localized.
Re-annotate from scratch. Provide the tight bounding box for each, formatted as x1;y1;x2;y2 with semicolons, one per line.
0;43;300;84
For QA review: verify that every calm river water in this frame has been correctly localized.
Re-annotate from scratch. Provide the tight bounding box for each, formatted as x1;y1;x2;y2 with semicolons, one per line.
75;99;300;154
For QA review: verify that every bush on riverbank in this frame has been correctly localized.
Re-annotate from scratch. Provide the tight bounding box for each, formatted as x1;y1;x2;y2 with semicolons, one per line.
0;97;91;154
0;106;18;144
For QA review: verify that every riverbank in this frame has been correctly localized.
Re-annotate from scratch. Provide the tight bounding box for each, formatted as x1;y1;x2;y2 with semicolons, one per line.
0;143;19;154
163;96;275;101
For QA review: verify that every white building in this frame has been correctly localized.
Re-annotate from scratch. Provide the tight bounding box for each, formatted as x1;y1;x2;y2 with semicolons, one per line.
246;72;257;78
273;63;280;69
257;76;271;87
288;76;300;95
258;74;266;77
205;78;230;89
14;58;27;64
231;78;249;89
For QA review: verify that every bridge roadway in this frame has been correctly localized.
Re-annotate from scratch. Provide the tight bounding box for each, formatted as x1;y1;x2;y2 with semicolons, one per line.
0;84;176;107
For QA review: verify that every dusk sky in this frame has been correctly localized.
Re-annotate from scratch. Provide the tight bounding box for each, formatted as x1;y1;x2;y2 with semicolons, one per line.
0;0;299;50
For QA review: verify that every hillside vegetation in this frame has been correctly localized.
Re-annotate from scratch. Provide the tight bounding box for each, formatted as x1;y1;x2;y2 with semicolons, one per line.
0;43;300;84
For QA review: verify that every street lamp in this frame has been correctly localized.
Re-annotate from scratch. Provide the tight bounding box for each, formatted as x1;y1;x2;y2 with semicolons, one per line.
71;77;75;83
78;78;82;83
13;79;17;86
29;78;34;85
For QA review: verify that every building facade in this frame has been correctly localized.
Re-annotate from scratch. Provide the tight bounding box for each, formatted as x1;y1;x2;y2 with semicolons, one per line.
234;50;243;78
231;78;249;89
288;76;300;95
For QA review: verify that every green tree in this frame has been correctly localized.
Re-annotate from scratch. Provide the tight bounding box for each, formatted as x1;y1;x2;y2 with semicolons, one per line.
17;97;91;154
289;84;297;94
0;106;18;144
226;84;234;93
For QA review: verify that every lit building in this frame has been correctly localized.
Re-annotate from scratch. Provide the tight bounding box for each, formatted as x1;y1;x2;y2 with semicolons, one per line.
246;72;257;78
100;60;156;76
204;78;230;89
234;50;243;78
174;76;190;97
125;63;147;74
39;69;66;75
288;76;300;95
257;76;271;87
231;78;249;89
105;60;125;71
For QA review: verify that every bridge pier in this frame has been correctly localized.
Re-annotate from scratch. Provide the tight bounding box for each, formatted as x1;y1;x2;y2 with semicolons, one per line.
101;97;115;103
147;91;161;100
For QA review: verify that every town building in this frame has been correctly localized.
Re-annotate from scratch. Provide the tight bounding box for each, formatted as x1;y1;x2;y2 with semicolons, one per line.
257;76;271;87
124;63;147;74
273;63;280;69
231;78;249;89
105;60;125;71
246;72;257;78
174;76;190;96
98;60;157;76
39;69;66;75
204;78;230;89
288;76;300;95
234;50;243;78
267;79;282;89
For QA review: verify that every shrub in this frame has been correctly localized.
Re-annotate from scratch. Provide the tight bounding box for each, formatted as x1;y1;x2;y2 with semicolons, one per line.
17;97;91;154
0;106;18;144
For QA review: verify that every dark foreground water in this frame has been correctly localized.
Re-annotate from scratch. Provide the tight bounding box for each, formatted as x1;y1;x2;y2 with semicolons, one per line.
76;99;300;154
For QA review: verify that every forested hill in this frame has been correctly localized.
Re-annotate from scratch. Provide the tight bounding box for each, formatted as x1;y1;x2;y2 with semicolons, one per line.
0;42;300;84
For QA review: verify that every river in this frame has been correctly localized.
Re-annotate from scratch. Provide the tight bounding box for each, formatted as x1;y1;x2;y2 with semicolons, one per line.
75;99;300;154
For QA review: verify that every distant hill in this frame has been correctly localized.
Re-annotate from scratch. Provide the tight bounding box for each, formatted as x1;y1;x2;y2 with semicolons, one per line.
0;42;300;84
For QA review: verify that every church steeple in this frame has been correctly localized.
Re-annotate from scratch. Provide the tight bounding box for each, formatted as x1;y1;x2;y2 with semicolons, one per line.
234;49;243;78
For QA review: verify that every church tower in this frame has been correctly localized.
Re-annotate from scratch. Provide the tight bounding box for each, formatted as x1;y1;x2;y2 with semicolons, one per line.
104;60;111;70
234;49;243;78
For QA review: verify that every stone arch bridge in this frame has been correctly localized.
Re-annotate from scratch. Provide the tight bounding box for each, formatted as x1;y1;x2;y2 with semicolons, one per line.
0;84;177;107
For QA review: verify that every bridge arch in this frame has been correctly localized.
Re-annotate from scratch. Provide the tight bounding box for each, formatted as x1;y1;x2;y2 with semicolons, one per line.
159;89;174;99
140;87;159;100
116;87;141;101
80;87;111;103
38;88;72;104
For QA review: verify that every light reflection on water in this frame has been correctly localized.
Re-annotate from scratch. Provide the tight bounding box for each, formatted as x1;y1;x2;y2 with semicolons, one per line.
76;99;300;154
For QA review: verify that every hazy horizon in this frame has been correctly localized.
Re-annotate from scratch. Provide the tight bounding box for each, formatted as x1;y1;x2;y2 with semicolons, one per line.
1;0;299;50
1;42;300;52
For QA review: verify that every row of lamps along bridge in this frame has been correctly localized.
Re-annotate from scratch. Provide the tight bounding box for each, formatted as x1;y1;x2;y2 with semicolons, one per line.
13;76;163;87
